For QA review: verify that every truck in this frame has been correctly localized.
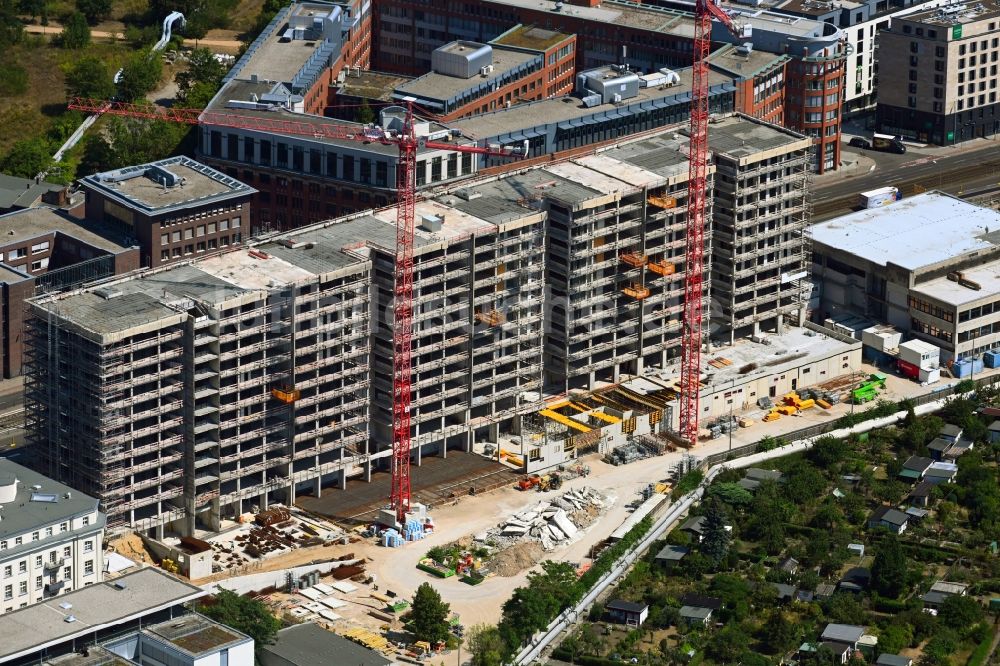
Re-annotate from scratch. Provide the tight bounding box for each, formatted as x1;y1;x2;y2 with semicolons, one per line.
858;186;900;209
872;132;907;154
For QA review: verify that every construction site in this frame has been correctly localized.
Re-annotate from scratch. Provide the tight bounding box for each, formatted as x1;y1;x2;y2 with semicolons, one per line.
22;113;828;542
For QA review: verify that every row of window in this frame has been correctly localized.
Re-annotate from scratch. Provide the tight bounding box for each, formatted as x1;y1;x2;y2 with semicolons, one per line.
909;296;955;322
911;317;953;343
2;561;93;600
160;218;240;246
160;235;241;262
2;542;93;579
5;241;48;262
0;518;90;551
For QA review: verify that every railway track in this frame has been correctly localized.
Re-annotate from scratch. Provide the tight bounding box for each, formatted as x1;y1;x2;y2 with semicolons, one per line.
812;161;1000;220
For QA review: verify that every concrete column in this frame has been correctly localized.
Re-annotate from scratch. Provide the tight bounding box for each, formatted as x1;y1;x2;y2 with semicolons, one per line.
364;457;372;482
776;314;785;335
287;480;296;505
155;521;166;540
753;320;761;337
464;428;473;453
441;437;448;459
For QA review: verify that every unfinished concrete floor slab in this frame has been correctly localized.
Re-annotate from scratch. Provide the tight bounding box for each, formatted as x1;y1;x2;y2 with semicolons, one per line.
296;451;519;522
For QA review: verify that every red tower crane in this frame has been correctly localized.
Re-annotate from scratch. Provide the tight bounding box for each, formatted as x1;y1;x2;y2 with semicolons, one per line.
68;97;527;523
680;1;751;445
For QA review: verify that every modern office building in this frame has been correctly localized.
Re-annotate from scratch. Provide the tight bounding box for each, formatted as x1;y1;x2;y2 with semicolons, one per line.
391;27;577;121
877;0;1000;143
373;0;848;171
0;208;140;378
79;157;256;268
809;191;1000;361
0;460;105;614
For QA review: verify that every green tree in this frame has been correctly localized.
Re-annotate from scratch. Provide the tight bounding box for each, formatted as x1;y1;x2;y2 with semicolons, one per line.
871;534;908;598
699;500;731;568
467;624;504;666
357;99;375;124
708;482;754;509
76;0;112;24
877;623;914;654
18;0;43;20
118;50;163;102
939;594;984;631
0;1;24;49
199;589;280;649
408;583;451;644
1;138;50;178
706;623;750;663
760;609;798;654
60;12;91;49
66;56;117;100
809;435;849;468
175;47;227;106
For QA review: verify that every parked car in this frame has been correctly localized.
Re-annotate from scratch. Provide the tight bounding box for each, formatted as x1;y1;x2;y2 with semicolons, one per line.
848;137;871;149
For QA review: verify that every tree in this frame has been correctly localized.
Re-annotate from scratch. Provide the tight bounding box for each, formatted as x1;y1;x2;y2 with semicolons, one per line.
0;1;24;49
871;534;908;598
809;435;849;468
699;500;731;568
357;99;375;124
60;12;91;49
79;115;189;174
66;56;117;101
175;47;227;106
759;610;798;654
708;482;754;509
1;138;50;178
878;623;914;654
408;582;451;644
939;594;984;632
199;589;280;649
76;0;112;24
118;50;163;102
467;624;504;666
18;0;44;21
706;623;749;663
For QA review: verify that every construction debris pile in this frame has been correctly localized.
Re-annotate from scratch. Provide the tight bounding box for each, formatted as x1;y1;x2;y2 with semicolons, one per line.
479;486;611;555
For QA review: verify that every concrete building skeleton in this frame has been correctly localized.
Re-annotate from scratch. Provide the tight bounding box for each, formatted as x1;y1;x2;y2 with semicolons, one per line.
26;116;810;535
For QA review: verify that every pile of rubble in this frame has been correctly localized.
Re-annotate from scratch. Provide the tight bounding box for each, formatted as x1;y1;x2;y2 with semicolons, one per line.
478;486;611;553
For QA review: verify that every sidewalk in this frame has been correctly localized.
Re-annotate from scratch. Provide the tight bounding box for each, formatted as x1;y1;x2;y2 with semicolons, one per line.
811;152;877;188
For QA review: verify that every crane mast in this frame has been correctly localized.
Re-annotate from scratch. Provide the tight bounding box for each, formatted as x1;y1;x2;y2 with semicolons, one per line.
680;0;751;446
68;97;525;524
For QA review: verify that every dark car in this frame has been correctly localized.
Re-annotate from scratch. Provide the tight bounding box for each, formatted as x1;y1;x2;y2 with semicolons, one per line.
848;137;871;149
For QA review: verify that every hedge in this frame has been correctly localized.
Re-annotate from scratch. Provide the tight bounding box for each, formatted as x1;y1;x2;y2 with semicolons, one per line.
966;626;995;666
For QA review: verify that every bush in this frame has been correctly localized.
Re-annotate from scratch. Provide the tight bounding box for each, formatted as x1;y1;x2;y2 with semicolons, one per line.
0;63;27;95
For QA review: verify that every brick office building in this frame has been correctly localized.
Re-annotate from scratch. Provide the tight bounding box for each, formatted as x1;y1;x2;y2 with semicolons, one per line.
0;208;139;378
79;157;256;268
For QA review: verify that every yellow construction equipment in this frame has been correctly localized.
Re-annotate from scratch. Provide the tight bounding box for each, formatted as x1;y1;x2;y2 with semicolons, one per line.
271;387;300;403
763;411;781;422
648;260;676;276
475;309;504;326
776;405;797;416
817;398;833;409
623;283;651;300
620;251;649;268
647;195;677;209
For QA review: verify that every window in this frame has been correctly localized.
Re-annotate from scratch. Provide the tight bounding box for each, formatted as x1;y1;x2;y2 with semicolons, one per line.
6;248;25;261
3;565;10;578
4;585;10;601
15;537;21;546
35;576;42;590
161;234;169;246
31;532;38;542
34;555;41;567
59;523;67;533
0;541;5;550
63;546;70;557
30;259;48;271
84;561;93;576
63;568;71;581
82;516;89;527
30;241;49;254
44;527;52;537
184;228;193;240
18;581;26;596
18;561;25;574
196;225;205;237
231;217;241;228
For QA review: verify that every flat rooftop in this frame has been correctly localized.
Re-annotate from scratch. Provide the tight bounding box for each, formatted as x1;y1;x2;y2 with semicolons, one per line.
339;70;411;101
492;25;572;51
450;66;733;140
395;46;538;103
899;0;1000;25
235;3;339;85
708;43;790;79
698;325;857;390
707;114;810;160
0;173;64;210
80;157;255;215
0;208;133;255
0;568;207;663
807;192;1000;272
144;614;249;657
912;257;1000;307
0;459;102;544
